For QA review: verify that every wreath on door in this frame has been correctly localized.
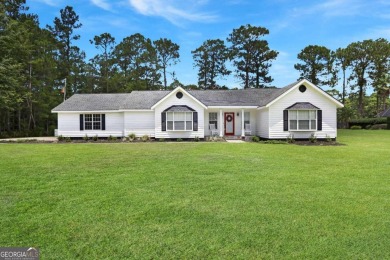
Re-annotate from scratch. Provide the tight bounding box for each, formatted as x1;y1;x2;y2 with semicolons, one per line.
226;115;233;122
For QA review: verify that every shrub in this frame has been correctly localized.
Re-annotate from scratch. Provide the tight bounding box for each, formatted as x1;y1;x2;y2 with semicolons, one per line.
177;138;183;142
194;136;200;142
309;133;317;143
365;124;372;130
350;125;362;130
57;135;64;141
370;124;387;130
82;134;89;141
349;117;386;128
159;138;165;142
128;133;136;142
325;134;332;142
141;135;150;142
93;135;98;141
65;137;71;142
286;134;295;143
251;136;260;142
261;140;288;144
108;135;117;141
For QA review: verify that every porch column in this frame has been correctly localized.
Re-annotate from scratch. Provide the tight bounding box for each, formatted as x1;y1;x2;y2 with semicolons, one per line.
241;109;245;137
219;109;223;137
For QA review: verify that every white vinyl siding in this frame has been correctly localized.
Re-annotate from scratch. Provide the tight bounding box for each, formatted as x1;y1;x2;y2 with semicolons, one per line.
154;90;204;139
124;111;155;137
268;84;338;139
56;112;123;137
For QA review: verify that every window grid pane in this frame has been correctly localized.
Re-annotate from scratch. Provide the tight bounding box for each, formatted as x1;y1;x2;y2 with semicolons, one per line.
288;110;318;131
166;112;193;131
209;112;218;129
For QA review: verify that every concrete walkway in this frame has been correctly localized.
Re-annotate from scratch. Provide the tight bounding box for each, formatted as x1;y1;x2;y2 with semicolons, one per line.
225;139;245;143
0;137;57;142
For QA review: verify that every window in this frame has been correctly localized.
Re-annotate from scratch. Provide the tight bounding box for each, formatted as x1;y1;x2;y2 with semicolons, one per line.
288;110;316;130
167;112;193;131
85;114;102;130
244;112;250;126
209;112;218;129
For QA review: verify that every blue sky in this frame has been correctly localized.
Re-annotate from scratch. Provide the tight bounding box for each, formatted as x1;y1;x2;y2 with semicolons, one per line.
28;0;390;90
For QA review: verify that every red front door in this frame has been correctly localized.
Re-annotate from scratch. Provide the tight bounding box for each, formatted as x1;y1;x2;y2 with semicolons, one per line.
224;112;235;135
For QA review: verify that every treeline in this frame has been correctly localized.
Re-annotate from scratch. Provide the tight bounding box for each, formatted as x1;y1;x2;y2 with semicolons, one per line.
294;42;390;123
0;1;389;137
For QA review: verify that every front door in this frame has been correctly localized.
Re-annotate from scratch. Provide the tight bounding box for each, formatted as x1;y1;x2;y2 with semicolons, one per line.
224;112;235;135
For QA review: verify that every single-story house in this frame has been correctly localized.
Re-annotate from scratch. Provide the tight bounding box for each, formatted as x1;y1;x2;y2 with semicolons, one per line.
51;79;344;139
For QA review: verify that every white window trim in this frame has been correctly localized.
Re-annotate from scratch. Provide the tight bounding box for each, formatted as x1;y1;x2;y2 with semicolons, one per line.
288;110;317;131
166;111;193;131
84;114;102;130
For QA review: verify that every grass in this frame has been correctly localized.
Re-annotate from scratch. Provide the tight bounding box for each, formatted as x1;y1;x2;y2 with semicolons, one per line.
0;129;389;259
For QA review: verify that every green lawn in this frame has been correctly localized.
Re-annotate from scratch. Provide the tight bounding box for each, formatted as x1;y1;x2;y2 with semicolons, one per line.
1;130;389;259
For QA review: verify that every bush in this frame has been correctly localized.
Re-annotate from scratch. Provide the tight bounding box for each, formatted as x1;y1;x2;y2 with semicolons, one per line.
141;135;150;142
349;117;387;128
177;138;183;142
128;133;136;142
108;135;117;141
309;133;317;143
261;140;288;144
286;134;295;143
93;135;98;141
82;134;89;141
325;134;332;142
65;137;71;142
194;136;200;142
159;138;165;142
57;135;64;141
350;125;362;130
370;124;387;130
251;136;260;142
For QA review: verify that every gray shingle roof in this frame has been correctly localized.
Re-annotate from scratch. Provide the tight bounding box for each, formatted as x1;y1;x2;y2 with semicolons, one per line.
286;102;320;110
52;81;300;112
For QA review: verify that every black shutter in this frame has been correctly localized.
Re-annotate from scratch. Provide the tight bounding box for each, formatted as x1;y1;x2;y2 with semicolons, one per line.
283;110;288;131
161;112;166;131
101;114;106;130
193;112;198;131
80;114;84;131
317;110;322;131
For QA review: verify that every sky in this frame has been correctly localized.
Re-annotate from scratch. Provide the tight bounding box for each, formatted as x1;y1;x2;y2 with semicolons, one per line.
27;0;390;90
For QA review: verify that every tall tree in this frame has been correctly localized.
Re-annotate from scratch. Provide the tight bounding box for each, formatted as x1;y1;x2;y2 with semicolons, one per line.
294;45;335;87
369;38;390;113
90;32;116;93
114;33;160;91
192;39;230;89
47;5;83;96
227;24;278;88
346;40;374;116
153;38;180;89
335;47;352;104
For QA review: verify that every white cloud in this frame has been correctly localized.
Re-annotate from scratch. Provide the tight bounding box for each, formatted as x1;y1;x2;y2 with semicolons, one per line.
91;0;112;11
30;0;59;6
128;0;217;26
